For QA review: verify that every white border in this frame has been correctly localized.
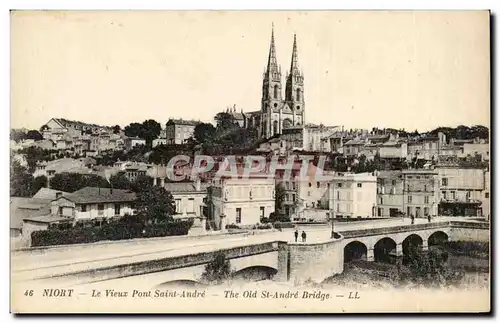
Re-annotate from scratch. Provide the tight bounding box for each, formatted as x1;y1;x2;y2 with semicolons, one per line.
2;1;498;322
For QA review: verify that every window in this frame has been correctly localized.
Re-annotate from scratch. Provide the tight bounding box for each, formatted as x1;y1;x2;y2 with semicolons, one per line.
424;185;427;192
188;198;195;212
424;196;429;204
442;178;448;186
336;203;340;212
380;179;385;185
260;206;265;218
424;207;429;216
357;183;362;188
316;182;320;188
337;183;342;188
296;88;301;101
416;176;420;180
98;204;104;215
81;205;87;212
485;192;489;198
236;208;242;224
292;194;296;202
380;197;383;205
309;183;312;187
451;191;456;200
58;207;63;215
175;199;181;213
114;204;121;215
308;191;311;197
443;191;447;199
273;85;278;99
407;206;411;216
337;191;340;200
408;195;412;203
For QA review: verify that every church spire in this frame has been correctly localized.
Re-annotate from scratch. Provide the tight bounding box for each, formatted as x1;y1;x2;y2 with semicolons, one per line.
266;24;279;75
289;33;300;75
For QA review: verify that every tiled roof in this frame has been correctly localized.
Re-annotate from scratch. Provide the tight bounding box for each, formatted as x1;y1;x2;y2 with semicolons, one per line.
167;119;201;126
63;187;137;204
32;188;69;200
10;197;51;229
163;181;209;193
344;139;365;145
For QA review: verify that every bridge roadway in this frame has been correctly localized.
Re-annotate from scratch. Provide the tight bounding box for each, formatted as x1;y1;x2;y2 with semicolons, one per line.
11;217;481;284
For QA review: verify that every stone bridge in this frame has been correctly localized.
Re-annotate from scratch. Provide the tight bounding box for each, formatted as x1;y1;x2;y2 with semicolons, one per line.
341;221;489;262
14;220;489;288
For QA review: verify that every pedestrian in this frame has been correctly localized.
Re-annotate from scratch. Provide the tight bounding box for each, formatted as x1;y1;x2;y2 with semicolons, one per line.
427;215;431;223
411;215;415;225
301;231;307;243
294;230;299;242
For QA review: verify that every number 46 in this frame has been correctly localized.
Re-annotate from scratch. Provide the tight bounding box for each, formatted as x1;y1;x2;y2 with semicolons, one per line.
24;290;34;296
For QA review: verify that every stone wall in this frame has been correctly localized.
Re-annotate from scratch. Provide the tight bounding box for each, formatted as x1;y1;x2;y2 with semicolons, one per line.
449;227;490;242
287;236;344;284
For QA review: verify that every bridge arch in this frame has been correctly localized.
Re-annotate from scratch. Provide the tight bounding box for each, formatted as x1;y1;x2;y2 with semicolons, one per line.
402;234;424;263
232;266;278;281
344;241;368;263
373;237;397;263
428;231;449;246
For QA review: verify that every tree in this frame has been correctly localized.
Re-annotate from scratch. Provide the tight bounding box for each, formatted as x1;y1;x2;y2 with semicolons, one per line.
26;130;43;141
193;123;216;144
140;119;162;147
215;112;238;132
275;183;286;215
124;122;143;138
10;160;34;197
131;174;154;193
49;173;110;192
201;252;232;284
10;129;26;142
112;125;121;134
135;186;176;224
31;175;48;193
109;172;132;190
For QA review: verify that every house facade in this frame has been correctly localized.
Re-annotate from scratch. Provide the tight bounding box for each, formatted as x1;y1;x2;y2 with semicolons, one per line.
328;173;377;218
165;119;201;145
210;176;275;228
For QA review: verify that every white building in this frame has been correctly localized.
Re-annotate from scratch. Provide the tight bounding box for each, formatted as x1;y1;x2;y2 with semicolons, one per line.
22;187;136;241
328;172;377;218
210;175;275;228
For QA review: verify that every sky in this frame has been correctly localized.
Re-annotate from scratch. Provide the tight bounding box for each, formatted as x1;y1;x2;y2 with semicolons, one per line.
10;11;490;132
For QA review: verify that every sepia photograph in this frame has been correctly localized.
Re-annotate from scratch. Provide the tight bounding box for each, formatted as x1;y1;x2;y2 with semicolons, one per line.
9;10;491;314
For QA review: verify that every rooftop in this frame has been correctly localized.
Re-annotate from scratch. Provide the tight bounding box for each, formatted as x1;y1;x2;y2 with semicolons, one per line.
163;181;209;193
167;119;201;126
61;187;137;204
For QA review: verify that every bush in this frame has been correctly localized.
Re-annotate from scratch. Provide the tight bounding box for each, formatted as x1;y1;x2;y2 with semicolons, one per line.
226;223;241;229
31;218;194;247
273;222;295;230
268;212;291;223
253;223;272;230
201;252;232;285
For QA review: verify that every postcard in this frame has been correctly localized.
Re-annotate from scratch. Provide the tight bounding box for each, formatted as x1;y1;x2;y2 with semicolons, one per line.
10;10;490;314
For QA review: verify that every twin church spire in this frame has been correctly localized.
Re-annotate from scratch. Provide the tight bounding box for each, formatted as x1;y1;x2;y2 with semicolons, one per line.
261;25;305;138
264;25;301;85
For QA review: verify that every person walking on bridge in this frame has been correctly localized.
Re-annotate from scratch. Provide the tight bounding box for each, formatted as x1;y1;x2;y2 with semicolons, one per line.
427;214;432;223
294;230;299;242
301;231;307;243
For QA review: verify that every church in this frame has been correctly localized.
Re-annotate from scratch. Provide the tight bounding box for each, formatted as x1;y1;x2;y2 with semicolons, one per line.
221;27;306;139
256;27;306;138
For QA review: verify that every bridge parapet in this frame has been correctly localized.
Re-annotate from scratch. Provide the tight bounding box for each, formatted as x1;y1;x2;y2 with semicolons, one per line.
339;221;450;239
22;241;282;286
